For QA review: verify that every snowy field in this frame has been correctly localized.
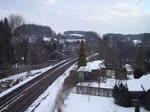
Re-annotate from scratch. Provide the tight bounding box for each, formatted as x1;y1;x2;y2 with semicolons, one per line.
63;93;149;112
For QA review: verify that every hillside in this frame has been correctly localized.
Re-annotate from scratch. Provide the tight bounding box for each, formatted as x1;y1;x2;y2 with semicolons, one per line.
14;24;54;37
102;33;145;40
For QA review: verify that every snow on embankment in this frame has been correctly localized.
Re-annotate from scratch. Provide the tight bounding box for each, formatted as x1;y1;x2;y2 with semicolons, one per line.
0;66;52;97
0;60;66;97
25;64;77;112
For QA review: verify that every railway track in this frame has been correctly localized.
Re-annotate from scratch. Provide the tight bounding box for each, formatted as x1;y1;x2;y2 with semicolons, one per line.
0;58;77;112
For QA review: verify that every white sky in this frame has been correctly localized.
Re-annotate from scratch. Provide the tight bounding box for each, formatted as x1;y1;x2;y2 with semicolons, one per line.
0;0;150;34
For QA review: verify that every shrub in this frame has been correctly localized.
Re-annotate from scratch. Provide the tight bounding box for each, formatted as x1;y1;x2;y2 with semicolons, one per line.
135;103;140;112
113;83;132;107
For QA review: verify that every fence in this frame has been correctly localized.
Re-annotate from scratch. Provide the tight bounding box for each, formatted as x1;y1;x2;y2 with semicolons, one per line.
73;86;112;97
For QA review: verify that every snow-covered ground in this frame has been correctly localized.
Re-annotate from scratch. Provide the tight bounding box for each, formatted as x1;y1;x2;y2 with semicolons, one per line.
0;60;66;97
0;66;53;97
69;34;84;37
43;37;57;42
63;93;149;112
0;66;52;83
133;39;142;46
59;38;85;44
25;63;77;112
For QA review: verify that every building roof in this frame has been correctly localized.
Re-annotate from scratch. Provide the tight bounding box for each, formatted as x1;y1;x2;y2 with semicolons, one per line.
77;66;91;72
77;60;105;72
127;79;143;92
139;74;150;92
127;74;150;92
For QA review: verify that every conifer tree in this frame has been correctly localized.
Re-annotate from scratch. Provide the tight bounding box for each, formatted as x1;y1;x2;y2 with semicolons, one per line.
134;45;145;78
113;83;131;107
145;50;150;72
113;84;119;103
78;39;86;68
136;45;145;70
4;18;13;65
0;20;3;66
135;103;140;112
0;18;13;69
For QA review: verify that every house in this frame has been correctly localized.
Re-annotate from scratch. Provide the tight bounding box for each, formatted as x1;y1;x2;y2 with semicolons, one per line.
127;74;150;106
127;79;144;105
76;70;150;107
77;60;105;81
139;74;150;108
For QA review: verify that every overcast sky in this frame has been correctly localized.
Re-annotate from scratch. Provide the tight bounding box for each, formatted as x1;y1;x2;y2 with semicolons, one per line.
0;0;150;34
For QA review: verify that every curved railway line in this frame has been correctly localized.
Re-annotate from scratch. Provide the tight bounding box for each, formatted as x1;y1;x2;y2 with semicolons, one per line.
0;58;77;112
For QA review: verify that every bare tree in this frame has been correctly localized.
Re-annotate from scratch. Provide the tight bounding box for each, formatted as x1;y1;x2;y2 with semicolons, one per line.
8;14;25;33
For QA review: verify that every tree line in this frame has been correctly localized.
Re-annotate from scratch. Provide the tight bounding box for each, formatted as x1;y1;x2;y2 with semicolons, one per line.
0;14;58;77
0;18;13;69
97;33;150;79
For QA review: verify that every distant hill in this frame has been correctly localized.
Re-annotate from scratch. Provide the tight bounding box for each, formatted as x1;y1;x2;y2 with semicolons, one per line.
102;33;150;47
102;33;144;40
14;24;53;37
